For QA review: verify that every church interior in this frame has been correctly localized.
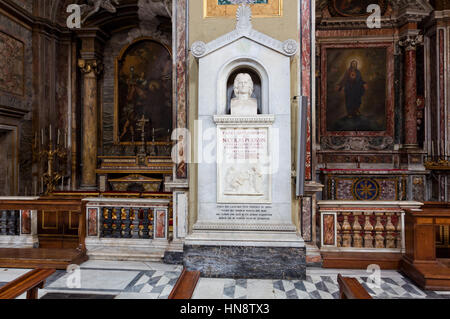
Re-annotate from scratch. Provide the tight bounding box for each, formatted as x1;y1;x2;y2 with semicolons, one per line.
0;0;449;300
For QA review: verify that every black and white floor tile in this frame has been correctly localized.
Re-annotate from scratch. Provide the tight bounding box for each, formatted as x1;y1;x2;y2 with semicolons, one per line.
0;262;449;299
192;269;450;299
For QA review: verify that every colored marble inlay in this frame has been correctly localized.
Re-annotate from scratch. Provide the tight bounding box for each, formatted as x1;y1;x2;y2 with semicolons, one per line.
327;176;405;201
352;178;380;200
88;208;98;237
301;0;312;180
155;210;166;238
323;214;335;246
301;197;312;242
175;0;188;179
0;31;24;96
21;210;31;235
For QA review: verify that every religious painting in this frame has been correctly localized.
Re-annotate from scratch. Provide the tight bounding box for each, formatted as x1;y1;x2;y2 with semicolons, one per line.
328;0;388;17
324;47;388;132
114;38;172;144
204;0;282;18
0;31;24;96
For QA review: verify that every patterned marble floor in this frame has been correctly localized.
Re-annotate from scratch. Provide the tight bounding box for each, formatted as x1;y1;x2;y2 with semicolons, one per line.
0;260;183;299
191;269;450;299
0;263;449;299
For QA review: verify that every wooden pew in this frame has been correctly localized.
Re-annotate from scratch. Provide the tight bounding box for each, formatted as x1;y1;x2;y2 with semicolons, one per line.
168;268;200;299
0;268;56;299
337;274;372;299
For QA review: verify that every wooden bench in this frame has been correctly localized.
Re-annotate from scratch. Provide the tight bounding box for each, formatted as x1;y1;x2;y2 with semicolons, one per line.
337;274;372;299
0;268;56;299
168;268;200;299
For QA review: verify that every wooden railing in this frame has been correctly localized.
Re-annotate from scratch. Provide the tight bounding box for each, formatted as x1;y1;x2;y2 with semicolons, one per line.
319;201;423;252
337;274;372;299
169;268;201;299
0;268;56;299
0;197;85;250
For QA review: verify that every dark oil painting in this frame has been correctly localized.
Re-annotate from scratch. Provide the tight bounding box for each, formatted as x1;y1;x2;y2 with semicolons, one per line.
326;47;387;132
116;39;172;144
329;0;387;17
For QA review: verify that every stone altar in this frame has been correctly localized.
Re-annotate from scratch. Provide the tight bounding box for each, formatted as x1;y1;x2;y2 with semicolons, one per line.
185;5;305;279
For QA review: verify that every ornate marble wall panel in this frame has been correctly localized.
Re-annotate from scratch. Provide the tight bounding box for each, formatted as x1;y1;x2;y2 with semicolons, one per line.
174;0;188;179
301;196;312;242
301;0;313;180
323;174;407;201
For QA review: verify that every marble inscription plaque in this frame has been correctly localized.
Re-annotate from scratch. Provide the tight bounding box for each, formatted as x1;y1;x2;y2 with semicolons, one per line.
217;204;273;222
217;127;271;203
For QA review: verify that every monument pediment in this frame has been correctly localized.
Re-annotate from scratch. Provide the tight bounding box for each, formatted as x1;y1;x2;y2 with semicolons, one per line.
191;5;298;59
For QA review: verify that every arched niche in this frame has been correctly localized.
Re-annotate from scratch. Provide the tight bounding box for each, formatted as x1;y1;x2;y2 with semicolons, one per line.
226;68;262;114
217;58;269;115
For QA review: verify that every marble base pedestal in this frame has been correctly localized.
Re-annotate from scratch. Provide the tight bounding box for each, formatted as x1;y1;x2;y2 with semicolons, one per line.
184;244;305;280
183;231;306;279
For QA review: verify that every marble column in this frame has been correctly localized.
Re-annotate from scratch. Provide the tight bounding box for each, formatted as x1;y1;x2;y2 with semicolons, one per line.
78;59;102;189
401;36;421;148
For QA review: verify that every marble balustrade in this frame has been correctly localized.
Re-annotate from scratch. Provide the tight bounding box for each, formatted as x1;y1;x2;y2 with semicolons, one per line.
0;210;20;236
318;201;423;252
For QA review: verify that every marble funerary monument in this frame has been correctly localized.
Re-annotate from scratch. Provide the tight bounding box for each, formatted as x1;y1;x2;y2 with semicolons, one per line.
184;5;305;279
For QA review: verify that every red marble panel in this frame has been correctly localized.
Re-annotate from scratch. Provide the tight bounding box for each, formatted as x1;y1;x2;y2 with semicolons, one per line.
323;214;335;246
175;0;188;179
88;208;98;237
21;210;31;235
301;0;312;180
155;210;166;238
404;49;417;145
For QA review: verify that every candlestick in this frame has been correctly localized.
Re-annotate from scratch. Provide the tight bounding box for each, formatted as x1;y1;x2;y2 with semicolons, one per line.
57;129;60;146
65;133;67;148
41;129;44;145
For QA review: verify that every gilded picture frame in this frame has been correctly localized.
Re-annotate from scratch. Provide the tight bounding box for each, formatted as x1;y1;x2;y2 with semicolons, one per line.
203;0;282;18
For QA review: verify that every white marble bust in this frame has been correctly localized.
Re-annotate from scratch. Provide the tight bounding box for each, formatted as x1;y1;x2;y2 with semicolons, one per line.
230;73;258;116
